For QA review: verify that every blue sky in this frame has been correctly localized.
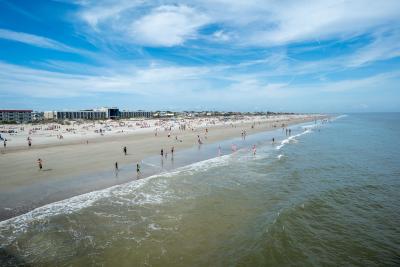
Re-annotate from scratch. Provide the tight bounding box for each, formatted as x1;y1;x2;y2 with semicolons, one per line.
0;0;399;112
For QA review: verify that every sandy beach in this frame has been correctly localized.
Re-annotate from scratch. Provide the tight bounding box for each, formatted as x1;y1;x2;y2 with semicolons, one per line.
0;115;322;220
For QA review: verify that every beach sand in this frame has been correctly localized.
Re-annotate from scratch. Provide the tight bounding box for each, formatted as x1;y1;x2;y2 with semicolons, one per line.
0;115;322;220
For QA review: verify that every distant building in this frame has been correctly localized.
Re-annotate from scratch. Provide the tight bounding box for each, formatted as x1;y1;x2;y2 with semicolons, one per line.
0;110;32;123
153;111;175;118
32;111;44;121
120;110;153;119
44;110;107;120
43;107;153;121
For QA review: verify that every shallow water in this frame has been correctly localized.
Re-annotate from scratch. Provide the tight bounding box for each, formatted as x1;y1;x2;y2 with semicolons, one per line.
1;113;399;266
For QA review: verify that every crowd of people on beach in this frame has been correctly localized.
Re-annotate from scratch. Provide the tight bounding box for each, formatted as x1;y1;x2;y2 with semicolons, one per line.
1;115;324;183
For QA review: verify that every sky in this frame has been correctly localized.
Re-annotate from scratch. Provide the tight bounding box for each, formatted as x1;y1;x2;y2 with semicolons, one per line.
0;0;399;112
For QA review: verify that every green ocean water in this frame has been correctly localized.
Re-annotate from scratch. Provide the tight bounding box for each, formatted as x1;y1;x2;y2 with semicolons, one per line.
1;113;399;266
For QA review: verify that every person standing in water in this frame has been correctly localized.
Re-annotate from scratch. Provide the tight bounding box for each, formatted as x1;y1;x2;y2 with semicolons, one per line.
37;158;43;170
252;145;256;155
136;162;141;175
171;146;174;156
123;146;127;155
115;162;119;171
272;137;275;144
161;148;164;157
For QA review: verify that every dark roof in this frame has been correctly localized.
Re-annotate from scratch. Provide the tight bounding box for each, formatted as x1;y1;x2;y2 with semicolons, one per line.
0;110;33;112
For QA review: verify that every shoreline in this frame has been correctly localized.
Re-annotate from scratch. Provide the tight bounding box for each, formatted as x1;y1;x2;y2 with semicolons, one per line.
0;115;325;221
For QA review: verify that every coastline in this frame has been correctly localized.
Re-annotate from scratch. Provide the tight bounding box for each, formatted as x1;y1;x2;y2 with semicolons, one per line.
0;115;324;221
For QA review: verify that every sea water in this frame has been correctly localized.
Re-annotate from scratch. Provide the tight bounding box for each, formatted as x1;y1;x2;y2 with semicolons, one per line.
1;113;399;266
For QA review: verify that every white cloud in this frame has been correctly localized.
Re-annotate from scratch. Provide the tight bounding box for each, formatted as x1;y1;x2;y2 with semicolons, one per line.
203;0;400;47
0;61;213;98
319;71;400;92
0;28;83;53
347;30;400;67
212;30;231;42
79;0;142;29
73;0;400;69
129;5;209;46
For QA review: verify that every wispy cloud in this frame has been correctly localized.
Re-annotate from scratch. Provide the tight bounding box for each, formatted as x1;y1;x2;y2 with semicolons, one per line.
75;0;400;48
79;0;142;29
1;0;400;111
347;30;400;67
1;59;398;98
0;61;213;98
0;28;87;54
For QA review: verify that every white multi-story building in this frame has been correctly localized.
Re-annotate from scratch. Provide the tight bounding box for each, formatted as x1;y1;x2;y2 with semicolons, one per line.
44;110;107;120
0;110;32;123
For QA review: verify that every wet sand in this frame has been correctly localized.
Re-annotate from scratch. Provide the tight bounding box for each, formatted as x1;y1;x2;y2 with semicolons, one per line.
0;115;322;220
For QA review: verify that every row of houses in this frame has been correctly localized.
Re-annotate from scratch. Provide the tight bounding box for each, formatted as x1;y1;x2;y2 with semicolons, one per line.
1;108;282;123
43;108;154;121
0;107;154;123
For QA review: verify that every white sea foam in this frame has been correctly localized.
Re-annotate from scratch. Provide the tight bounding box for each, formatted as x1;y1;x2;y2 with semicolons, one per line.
277;154;284;160
276;129;311;150
301;124;318;129
160;154;231;177
0;153;233;246
332;114;348;121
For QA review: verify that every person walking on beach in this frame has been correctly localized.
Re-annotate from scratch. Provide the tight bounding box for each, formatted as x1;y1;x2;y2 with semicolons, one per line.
3;140;6;148
37;158;43;170
115;162;119;172
28;139;32;147
171;146;174;156
123;146;127;156
161;148;164;157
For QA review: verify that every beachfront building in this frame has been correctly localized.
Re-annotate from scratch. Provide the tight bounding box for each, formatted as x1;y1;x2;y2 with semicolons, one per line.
32;111;44;121
153;111;175;118
44;110;108;120
0;110;32;123
44;107;154;121
119;110;153;119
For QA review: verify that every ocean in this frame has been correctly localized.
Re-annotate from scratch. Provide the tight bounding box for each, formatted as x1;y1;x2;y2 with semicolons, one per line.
1;113;399;266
